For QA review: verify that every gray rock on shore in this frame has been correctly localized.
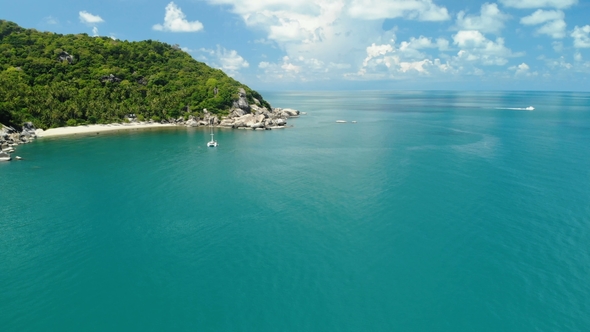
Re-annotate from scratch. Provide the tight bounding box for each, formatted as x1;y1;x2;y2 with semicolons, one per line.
179;89;299;130
1;122;38;161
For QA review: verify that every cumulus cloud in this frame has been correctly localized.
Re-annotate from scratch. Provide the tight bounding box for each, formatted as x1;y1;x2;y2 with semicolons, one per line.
79;11;104;36
520;10;566;39
398;36;449;59
219;48;250;72
536;20;566;38
153;2;204;32
508;62;537;76
363;43;394;67
453;30;522;66
197;46;248;76
354;37;455;79
79;11;104;24
499;0;578;9
206;0;453;81
455;3;510;34
520;9;563;25
571;25;590;48
347;0;450;21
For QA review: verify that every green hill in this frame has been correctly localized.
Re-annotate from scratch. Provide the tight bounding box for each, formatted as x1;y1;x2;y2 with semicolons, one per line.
0;20;270;129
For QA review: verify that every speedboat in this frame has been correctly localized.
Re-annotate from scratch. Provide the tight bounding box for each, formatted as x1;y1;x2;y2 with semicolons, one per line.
525;106;535;111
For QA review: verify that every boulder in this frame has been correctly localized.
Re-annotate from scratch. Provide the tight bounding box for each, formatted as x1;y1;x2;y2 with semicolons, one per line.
283;108;300;117
219;119;235;127
273;108;300;117
229;108;245;118
57;51;74;64
232;88;251;113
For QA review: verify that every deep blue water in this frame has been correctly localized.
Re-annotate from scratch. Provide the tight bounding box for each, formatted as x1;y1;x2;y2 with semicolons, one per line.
1;91;590;331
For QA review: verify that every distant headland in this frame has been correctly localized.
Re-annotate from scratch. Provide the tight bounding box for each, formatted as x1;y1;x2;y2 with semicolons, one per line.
0;20;299;160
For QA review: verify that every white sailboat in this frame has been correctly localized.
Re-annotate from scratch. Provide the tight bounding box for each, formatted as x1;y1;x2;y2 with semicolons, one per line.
207;121;218;147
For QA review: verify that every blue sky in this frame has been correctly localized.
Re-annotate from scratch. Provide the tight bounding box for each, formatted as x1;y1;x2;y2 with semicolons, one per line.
2;0;590;91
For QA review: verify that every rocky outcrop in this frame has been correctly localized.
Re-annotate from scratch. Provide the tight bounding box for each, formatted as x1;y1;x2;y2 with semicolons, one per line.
0;122;37;161
100;74;122;83
232;88;250;113
57;51;74;64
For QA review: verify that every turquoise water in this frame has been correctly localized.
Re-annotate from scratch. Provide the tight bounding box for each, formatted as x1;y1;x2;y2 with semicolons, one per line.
1;91;590;331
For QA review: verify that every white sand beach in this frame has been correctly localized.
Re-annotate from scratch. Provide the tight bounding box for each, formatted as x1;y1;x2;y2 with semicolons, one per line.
36;122;177;138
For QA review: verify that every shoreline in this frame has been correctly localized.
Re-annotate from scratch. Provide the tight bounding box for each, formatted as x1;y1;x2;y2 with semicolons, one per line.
36;122;178;138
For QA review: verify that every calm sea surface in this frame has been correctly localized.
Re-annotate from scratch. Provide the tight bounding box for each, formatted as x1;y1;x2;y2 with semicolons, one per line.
1;91;590;331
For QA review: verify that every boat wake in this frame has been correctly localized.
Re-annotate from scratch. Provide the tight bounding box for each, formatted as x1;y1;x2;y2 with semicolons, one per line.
495;106;535;111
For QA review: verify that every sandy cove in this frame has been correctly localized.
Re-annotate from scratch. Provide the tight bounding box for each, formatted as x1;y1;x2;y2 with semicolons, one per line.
36;122;177;138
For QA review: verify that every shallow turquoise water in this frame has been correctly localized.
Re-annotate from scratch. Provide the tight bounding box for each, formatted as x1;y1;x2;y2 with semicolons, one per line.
1;91;590;331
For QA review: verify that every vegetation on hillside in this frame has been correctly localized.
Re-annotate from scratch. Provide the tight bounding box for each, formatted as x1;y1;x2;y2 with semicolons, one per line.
0;20;270;129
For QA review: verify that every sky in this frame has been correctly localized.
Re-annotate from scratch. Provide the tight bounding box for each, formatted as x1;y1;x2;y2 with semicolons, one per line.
2;0;590;91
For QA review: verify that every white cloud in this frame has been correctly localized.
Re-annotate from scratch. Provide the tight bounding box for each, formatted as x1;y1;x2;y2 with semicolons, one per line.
452;30;523;66
499;0;577;9
399;59;433;73
363;43;394;66
574;52;582;61
347;0;450;21
44;16;59;25
397;36;449;59
455;3;510;34
520;9;563;25
92;27;99;37
571;25;590;48
354;37;456;78
219;48;250;72
536;19;566;38
198;46;249;76
205;0;452;81
546;56;572;69
153;2;204;32
509;62;537;76
520;10;566;39
79;11;104;24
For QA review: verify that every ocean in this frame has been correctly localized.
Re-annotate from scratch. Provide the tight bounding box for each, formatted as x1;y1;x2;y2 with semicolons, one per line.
1;91;589;331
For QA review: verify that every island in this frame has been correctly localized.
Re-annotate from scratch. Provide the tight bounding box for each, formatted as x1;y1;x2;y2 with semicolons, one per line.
0;20;300;159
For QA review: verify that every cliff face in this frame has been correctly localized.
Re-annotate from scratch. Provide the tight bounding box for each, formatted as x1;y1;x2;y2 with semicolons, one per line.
0;20;271;129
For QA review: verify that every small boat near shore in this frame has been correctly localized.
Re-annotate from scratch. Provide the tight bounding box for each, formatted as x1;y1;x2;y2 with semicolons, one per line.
207;123;218;147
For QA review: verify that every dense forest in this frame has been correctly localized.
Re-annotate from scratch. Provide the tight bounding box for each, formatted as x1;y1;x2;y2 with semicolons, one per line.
0;20;270;129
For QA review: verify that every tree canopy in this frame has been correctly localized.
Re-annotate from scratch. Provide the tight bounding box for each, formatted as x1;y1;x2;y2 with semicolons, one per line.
0;20;271;129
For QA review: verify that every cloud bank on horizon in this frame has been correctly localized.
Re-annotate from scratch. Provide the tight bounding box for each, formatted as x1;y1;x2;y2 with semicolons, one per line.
7;0;590;90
